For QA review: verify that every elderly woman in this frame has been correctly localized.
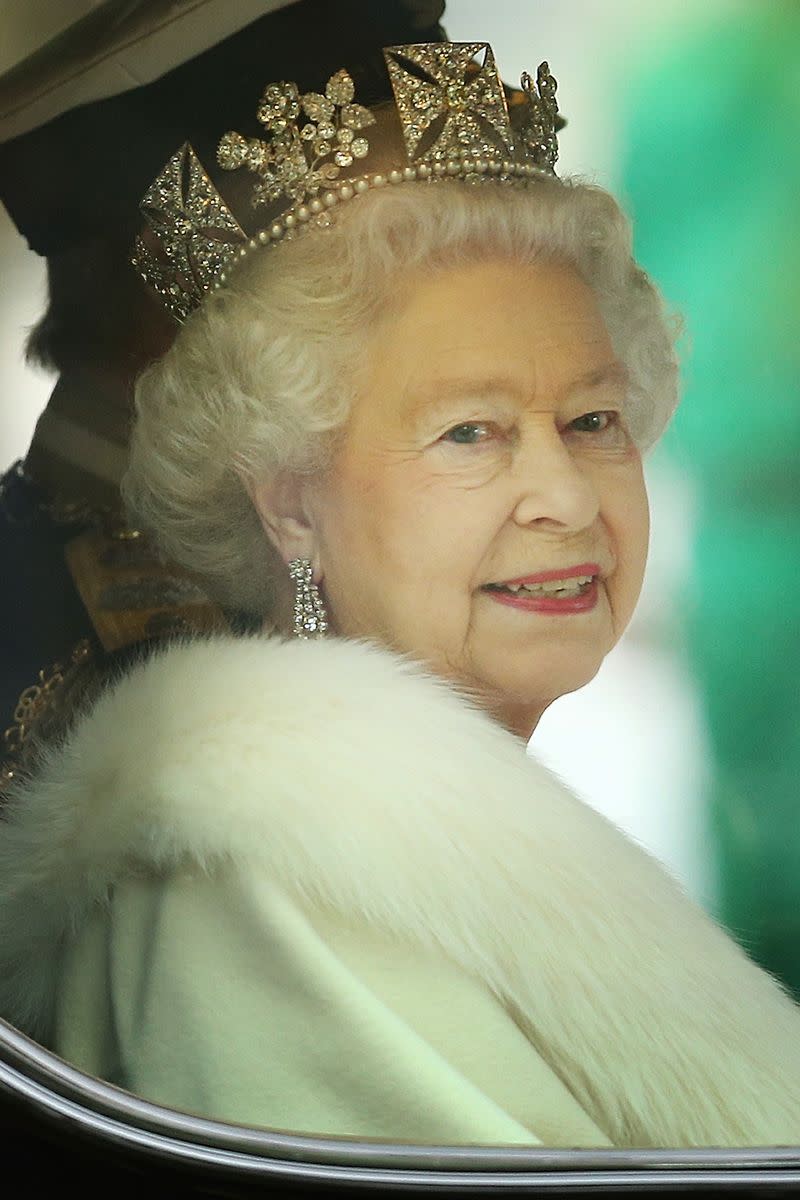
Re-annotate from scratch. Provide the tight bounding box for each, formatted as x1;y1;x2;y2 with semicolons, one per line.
1;41;799;1151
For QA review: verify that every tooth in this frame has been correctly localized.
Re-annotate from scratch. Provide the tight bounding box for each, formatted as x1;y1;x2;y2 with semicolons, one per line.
499;574;596;593
521;578;589;593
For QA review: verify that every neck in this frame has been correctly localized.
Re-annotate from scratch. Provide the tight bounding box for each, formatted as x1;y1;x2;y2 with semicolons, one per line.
490;699;547;743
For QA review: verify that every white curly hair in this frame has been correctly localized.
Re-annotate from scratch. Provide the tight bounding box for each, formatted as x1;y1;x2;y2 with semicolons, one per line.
123;175;680;617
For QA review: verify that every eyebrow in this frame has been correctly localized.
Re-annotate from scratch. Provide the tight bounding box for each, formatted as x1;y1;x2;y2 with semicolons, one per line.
569;361;631;392
408;361;631;423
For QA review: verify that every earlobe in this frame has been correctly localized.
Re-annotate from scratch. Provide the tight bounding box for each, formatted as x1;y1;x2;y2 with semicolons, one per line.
245;471;320;573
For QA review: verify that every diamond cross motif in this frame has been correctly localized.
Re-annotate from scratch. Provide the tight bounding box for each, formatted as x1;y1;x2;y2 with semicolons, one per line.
132;144;246;321
384;42;513;164
133;41;562;323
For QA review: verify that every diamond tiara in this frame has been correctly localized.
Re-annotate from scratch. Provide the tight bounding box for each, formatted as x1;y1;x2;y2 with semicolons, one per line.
132;42;559;322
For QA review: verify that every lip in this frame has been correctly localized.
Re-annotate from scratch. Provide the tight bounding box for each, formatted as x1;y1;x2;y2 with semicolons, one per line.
485;578;600;615
494;561;602;587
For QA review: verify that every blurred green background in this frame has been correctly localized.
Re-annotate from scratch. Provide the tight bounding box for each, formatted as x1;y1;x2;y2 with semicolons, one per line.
620;1;800;1001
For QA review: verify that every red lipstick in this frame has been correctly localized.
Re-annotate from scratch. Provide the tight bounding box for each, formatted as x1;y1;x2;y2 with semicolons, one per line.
483;562;601;615
499;562;601;586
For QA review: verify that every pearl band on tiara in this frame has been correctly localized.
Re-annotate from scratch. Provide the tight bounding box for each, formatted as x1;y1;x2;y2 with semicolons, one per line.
131;43;560;323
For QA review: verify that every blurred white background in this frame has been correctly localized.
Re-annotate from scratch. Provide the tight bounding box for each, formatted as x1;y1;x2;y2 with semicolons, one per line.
0;0;751;909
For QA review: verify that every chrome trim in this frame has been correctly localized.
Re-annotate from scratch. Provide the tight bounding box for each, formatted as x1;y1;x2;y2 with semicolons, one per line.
2;1018;799;1189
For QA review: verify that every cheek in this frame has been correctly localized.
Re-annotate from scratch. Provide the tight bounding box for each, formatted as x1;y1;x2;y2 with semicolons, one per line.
402;481;509;590
320;439;511;607
363;467;503;574
632;473;651;562
613;476;650;602
319;478;432;607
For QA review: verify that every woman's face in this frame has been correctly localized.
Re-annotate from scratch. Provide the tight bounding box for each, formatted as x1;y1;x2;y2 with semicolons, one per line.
263;257;650;736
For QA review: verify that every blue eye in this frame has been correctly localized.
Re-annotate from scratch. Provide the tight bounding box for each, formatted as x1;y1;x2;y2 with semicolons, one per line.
570;411;618;433
442;422;491;445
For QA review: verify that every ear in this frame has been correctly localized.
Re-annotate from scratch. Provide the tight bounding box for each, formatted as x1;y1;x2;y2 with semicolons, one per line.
246;471;322;578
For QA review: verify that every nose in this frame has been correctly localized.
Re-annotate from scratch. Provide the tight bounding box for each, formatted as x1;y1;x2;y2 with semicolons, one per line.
510;424;600;532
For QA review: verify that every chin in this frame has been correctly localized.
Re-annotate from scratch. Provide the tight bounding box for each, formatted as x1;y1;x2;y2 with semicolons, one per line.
492;655;604;710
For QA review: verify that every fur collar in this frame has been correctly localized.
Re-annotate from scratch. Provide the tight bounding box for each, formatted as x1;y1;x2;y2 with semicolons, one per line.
1;633;799;1148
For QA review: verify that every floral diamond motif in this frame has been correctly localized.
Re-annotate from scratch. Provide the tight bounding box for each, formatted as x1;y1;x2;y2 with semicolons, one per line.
133;43;563;324
217;69;375;206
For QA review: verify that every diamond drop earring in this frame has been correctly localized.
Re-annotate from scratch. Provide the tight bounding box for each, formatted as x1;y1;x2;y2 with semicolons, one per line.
288;558;329;639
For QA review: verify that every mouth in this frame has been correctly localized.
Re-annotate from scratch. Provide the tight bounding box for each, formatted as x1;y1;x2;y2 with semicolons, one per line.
483;562;602;599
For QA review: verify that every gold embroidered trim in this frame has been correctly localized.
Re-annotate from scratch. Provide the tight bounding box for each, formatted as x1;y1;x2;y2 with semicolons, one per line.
1;640;93;793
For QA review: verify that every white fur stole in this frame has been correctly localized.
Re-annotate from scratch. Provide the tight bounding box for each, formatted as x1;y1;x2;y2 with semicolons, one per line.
0;633;799;1149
